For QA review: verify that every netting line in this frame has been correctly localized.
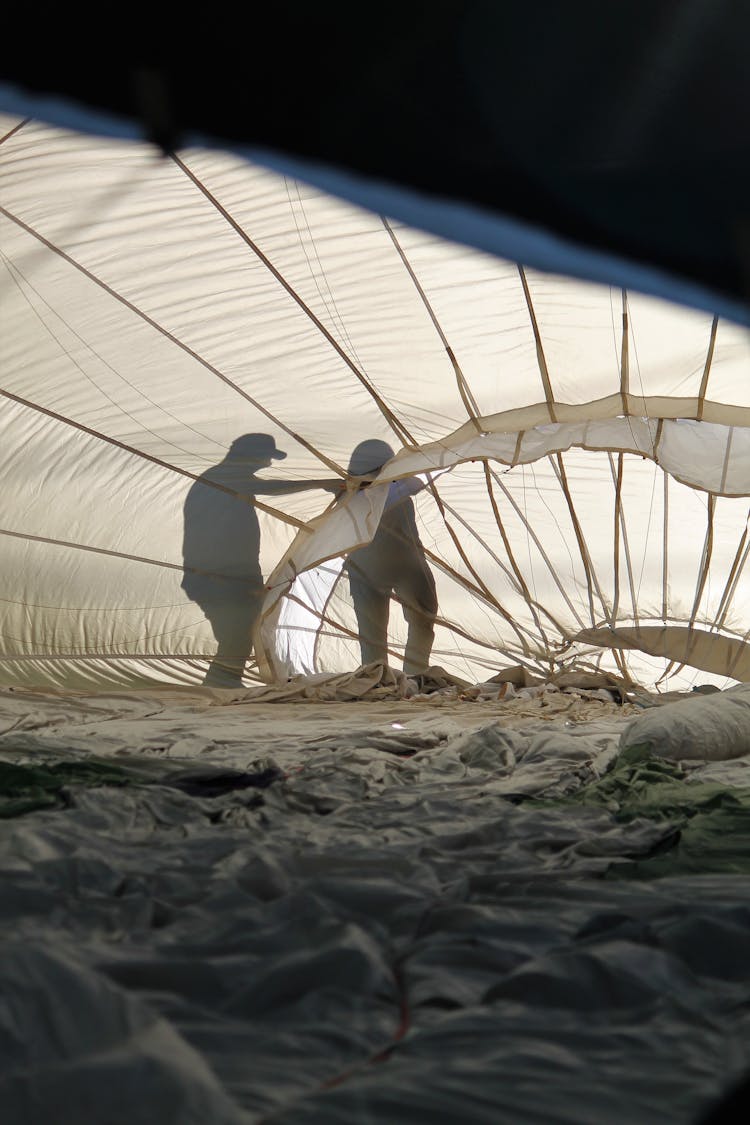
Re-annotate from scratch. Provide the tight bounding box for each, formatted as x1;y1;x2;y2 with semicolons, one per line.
170;154;416;454
0;249;228;462
690;494;717;628
609;452;639;627
359;485;541;653
356;232;552;654
696;315;719;421
667;494;718;681
727;616;750;680
271;534;537;666
0;117;30;147
606;452;637;683
285;177;371;381
617;290;649;468
489;469;587;630
0;386;307;529
261;472;556;674
550;452;611;628
277;585;532;679
438;473;559;635
422;487;549;654
0;204;345;482
0;528;276;614
0;119;179;293
482;463;556;648
381;217;483;431
497;267;617;646
661;457;669;622
517;265;558;423
371;229;562;652
714;513;750;633
668;433;737;680
0;651;247;662
619;289;630;415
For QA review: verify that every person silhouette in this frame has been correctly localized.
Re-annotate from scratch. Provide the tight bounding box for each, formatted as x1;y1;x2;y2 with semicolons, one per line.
344;439;437;674
182;433;340;686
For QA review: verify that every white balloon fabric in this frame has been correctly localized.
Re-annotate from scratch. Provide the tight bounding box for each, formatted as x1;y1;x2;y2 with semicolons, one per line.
2;114;750;690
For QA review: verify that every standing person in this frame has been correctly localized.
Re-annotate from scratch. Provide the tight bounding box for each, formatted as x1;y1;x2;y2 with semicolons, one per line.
182;433;339;686
345;439;437;674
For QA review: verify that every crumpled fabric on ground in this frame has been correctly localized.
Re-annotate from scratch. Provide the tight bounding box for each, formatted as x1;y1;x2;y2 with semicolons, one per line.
2;686;750;1122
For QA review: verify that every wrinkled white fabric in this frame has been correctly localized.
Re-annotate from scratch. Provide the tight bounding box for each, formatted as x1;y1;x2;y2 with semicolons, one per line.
3;115;750;690
1;686;750;1122
621;682;750;760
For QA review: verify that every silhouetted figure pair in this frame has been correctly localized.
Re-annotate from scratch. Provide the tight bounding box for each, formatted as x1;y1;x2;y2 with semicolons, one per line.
345;439;437;674
182;434;437;685
181;434;339;687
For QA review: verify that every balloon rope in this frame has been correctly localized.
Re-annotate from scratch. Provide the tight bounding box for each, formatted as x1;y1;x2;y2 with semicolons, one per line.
170;154;415;451
0;205;345;479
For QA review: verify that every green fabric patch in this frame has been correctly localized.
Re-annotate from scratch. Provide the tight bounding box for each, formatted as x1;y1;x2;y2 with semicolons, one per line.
533;743;750;880
0;759;138;818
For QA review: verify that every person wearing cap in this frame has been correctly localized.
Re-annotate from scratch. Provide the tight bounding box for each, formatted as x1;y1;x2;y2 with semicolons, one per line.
345;439;437;674
182;433;340;687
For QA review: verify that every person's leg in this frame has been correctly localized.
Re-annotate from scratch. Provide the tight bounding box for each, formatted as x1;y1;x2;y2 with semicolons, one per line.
396;560;438;674
203;609;252;685
348;574;390;666
195;578;261;687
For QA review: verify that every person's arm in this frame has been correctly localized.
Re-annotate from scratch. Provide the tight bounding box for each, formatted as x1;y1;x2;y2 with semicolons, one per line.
383;473;435;510
252;477;342;496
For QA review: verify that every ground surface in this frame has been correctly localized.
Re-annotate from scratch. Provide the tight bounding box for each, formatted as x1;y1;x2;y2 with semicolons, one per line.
0;682;748;1123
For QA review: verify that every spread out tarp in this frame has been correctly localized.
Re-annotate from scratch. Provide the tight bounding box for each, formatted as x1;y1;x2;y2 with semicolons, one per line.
3;115;750;692
2;679;750;1122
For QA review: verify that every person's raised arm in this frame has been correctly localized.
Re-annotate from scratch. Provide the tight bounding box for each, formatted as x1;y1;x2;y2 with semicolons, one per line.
383;471;443;510
251;476;343;496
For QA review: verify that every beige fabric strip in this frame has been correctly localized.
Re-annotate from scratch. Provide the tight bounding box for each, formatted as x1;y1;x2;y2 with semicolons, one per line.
715;526;746;634
610;452;639;626
0;526;185;573
433;498;548;652
716;523;750;631
620;290;629;416
611;453;623;622
550;453;609;626
575;624;750;682
483;462;555;646
0;652;230;662
511;430;525;468
517;266;558;422
423;486;535;655
662;468;669;621
0;118;30;146
381;218;483;431
720;427;735;494
682;496;716;675
492;472;587;630
696;315;719;422
727;617;750;679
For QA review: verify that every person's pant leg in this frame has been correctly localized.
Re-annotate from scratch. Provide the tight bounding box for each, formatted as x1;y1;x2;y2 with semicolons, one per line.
204;598;259;686
348;574;390;667
187;576;261;686
396;560;437;674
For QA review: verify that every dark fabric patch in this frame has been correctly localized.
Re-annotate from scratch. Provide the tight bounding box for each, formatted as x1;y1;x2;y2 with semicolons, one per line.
163;766;283;798
0;759;136;818
529;744;750;880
